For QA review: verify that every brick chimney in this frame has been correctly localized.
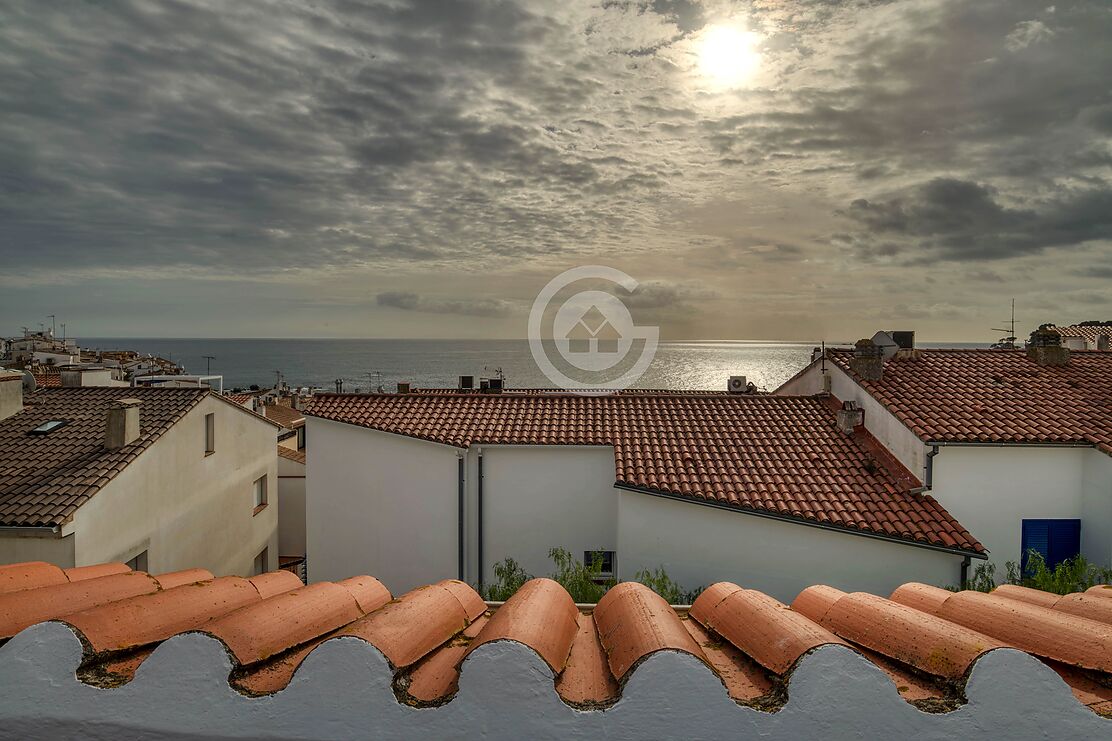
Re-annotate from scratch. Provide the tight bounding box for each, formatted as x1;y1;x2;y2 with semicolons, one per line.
0;370;23;422
836;401;865;434
1027;328;1070;367
849;339;884;381
104;398;142;449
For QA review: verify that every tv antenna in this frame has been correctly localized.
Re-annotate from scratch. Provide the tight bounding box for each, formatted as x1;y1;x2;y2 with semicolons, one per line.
202;355;215;375
990;298;1018;349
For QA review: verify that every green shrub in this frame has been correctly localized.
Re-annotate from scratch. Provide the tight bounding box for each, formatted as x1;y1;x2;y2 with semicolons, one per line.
1022;551;1112;595
482;557;531;601
549;547;610;603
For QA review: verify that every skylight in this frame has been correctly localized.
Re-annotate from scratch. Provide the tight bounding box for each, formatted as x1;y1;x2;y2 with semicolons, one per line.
29;420;68;435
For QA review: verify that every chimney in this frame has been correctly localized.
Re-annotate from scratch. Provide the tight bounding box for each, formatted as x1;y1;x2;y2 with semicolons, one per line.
1026;328;1070;367
1097;334;1110;352
849;339;884;381
104;398;142;449
836;400;865;434
0;370;23;421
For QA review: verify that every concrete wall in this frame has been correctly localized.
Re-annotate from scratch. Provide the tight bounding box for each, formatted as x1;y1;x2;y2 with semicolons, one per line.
478;446;617;585
929;446;1088;571
65;395;278;577
278;455;306;558
0;532;75;567
617;489;963;602
305;419;460;592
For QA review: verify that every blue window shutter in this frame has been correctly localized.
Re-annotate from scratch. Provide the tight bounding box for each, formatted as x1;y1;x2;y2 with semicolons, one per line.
1021;519;1080;572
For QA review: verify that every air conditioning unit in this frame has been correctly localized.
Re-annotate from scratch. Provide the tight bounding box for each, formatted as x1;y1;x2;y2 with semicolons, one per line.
486;377;504;393
396;382;411;394
458;375;475;390
728;376;748;394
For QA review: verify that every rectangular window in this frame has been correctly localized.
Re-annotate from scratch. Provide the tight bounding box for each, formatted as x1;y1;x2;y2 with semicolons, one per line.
1021;519;1081;572
297;426;306;450
204;413;215;454
253;475;268;512
126;550;148;572
585;550;616;580
253;546;269;576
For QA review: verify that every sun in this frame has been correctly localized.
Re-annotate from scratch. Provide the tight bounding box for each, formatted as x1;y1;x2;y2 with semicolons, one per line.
697;25;761;89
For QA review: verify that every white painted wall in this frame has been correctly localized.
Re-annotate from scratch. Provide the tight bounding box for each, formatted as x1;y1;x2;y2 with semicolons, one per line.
305;419;460;592
0;532;75;567
929;446;1087;571
64;395;278;577
1080;450;1112;568
278;455;306;557
617;489;963;602
477;446;617;585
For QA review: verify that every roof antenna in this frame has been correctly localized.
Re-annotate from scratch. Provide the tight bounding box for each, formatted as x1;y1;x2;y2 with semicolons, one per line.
990;298;1017;349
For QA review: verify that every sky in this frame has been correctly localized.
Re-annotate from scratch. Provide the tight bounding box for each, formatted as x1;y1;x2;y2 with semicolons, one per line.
1;0;1110;341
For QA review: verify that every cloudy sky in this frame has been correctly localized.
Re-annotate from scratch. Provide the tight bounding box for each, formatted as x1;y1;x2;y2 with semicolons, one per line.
2;0;1110;341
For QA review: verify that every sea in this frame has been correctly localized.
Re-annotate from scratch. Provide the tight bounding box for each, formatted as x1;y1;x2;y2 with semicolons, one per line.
80;338;987;393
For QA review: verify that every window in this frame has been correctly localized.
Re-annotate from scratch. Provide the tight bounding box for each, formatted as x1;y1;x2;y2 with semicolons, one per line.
204;413;215;454
296;426;306;450
585;550;616;581
29;419;69;435
253;546;269;576
253;475;268;512
1021;519;1081;573
126;550;148;572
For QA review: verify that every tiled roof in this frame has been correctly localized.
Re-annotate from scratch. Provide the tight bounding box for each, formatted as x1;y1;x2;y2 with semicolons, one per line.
226;393;255;405
0;387;214;526
827;349;1112;452
263;404;305;430
30;369;61;388
2;559;1111;716
1049;324;1112;345
306;392;982;554
277;446;305;464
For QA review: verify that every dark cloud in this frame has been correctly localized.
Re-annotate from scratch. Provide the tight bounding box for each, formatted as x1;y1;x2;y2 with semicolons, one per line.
377;291;513;317
843;178;1112;261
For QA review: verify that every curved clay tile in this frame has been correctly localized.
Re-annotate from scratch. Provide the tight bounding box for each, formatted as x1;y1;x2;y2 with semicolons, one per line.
555;612;620;706
0;572;159;639
697;588;844;675
335;576;391;614
201;582;364;665
63;563;131;583
808;590;1006;680
63;577;261;654
0;561;67;595
247;571;304;600
403;615;492;704
1050;594;1112;626
468;578;579;674
439;579;488;621
1086;585;1112;601
888;582;953;614
934;591;1112;673
593;581;706;680
689;582;744;624
339;581;480;668
789;584;846;624
152;569;214;590
682;616;775;703
992;584;1061;609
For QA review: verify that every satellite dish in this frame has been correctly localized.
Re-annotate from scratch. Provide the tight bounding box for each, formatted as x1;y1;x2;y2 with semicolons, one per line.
21;370;37;393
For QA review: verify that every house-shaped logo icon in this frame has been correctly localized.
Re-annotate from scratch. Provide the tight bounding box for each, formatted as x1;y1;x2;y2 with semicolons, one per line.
566;305;622;353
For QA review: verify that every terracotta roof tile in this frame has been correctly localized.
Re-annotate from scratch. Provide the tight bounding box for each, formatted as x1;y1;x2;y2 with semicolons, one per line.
6;560;1112;717
305;392;982;553
0;387;210;526
825;348;1112;451
263;404;305;430
277;446;306;464
1049;325;1112;346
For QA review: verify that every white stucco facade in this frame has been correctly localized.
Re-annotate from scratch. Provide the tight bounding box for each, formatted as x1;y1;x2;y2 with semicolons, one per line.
0;395;278;576
278;454;307;559
306;417;969;599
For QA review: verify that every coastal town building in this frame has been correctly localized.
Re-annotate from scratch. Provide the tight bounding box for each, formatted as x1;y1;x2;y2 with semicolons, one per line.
776;330;1112;574
277;446;307;581
1049;323;1112;351
264;401;306;451
0;371;280;576
0;558;1110;737
303;390;983;599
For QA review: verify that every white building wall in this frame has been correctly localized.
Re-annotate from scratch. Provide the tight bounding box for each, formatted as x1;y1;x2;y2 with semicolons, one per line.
65;396;278;577
929;446;1087;570
1081;450;1112;568
477;446;617;586
0;533;75;567
305;419;460;593
277;455;306;558
617;489;963;603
